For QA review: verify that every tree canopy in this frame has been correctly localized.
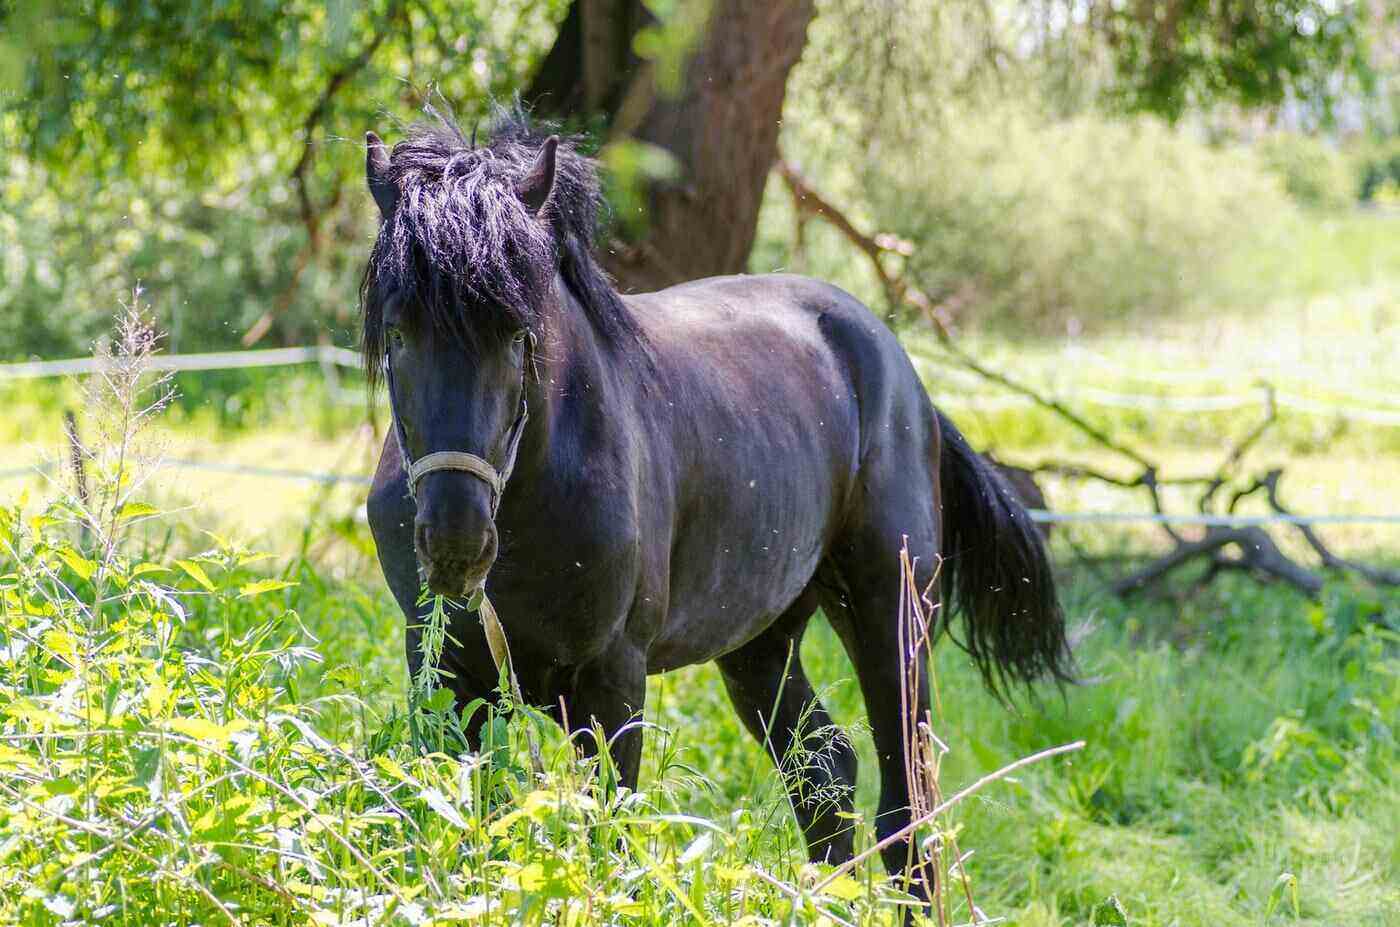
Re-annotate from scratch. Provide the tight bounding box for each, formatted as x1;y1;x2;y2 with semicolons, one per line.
0;0;1391;353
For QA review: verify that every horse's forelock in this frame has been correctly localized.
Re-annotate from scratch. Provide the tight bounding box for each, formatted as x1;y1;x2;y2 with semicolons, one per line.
360;107;640;386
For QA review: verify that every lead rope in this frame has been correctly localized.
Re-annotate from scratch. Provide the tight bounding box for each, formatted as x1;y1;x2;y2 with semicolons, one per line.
386;337;543;775
475;591;542;773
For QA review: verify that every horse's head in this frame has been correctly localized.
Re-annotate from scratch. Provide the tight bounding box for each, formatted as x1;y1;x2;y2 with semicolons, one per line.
362;126;558;596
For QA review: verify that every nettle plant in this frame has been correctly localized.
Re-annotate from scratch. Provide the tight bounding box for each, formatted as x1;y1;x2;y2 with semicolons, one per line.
0;307;933;926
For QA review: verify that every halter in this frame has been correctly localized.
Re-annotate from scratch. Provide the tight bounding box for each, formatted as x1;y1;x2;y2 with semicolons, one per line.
383;333;534;510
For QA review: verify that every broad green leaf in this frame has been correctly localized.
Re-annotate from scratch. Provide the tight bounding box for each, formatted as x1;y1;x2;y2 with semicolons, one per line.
42;628;77;665
54;546;95;581
323;663;361;689
6;700;66;726
821;875;864;901
678;832;712;866
488;807;528;837
608;896;646;917
165;717;249;743
116;501;160;520
175;559;215;593
144;677;170;717
435;898;497;921
203;530;234;551
237;578;296;598
42;776;79;796
374;755;414;785
0;744;38;771
131;562;171;578
513;858;578;898
192;805;220;836
418;786;467;828
132;747;161;790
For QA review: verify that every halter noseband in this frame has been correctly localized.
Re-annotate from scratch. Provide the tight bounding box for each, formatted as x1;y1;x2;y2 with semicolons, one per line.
384;333;534;512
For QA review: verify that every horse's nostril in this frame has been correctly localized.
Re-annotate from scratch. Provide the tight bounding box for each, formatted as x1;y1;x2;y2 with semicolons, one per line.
414;521;434;559
415;520;494;567
472;528;493;562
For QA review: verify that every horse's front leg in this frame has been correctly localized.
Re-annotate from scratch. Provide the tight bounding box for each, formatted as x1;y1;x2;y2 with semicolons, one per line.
559;642;647;790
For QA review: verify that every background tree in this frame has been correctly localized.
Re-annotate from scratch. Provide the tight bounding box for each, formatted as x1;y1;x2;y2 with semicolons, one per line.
0;0;1389;352
521;0;816;291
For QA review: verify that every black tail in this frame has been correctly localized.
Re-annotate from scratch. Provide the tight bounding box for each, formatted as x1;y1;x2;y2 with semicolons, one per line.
937;411;1075;697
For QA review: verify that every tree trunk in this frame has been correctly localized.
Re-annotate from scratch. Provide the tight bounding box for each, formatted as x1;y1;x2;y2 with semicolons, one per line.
525;0;816;293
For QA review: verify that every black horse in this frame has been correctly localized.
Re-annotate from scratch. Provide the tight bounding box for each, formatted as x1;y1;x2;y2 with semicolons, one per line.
362;110;1072;891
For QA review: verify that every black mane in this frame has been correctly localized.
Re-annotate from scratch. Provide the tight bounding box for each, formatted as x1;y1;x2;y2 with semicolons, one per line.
361;107;635;383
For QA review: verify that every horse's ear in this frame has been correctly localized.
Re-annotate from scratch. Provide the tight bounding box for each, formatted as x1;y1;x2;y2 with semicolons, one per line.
516;135;558;213
365;131;398;220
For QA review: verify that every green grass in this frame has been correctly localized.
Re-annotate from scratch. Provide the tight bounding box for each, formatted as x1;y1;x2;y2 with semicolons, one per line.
4;477;1394;925
3;458;1395;926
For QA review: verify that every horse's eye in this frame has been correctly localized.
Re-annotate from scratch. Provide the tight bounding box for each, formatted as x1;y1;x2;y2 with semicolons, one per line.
512;330;528;345
386;325;404;348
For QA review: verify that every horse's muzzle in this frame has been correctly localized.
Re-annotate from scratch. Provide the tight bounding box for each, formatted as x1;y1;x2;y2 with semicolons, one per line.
417;527;496;596
408;478;498;596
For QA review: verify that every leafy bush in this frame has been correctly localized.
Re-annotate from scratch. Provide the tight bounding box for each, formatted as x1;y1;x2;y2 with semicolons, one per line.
1255;133;1355;209
1352;137;1400;203
768;1;1307;334
857;106;1294;332
0;156;365;362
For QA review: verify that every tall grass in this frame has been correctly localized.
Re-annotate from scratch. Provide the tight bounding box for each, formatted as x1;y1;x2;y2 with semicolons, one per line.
0;310;1075;925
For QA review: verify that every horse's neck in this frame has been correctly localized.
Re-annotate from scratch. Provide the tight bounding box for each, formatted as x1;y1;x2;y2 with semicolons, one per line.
518;277;635;478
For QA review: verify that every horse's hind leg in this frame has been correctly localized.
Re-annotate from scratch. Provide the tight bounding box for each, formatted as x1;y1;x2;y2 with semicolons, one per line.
817;479;941;902
716;590;859;863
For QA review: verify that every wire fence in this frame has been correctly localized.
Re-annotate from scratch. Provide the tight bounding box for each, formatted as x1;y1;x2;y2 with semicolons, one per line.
3;346;1397;528
0;345;361;380
914;358;1400;425
8;344;1398;422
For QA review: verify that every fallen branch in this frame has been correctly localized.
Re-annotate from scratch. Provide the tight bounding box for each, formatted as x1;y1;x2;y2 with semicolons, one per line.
1110;526;1323;598
1262;470;1400;587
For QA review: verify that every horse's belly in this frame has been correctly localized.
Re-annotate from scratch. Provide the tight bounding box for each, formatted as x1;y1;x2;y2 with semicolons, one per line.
646;471;839;671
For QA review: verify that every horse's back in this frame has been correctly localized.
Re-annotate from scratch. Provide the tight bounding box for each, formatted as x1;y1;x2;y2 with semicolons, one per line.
624;274;939;668
630;273;935;474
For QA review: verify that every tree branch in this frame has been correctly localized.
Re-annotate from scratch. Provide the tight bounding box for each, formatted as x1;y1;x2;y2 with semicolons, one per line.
1263;470;1400;587
770;158;1392;603
244;0;404;347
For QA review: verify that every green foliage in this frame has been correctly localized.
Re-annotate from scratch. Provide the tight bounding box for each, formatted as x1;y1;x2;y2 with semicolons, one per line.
894;108;1290;330
0;0;565;359
1256;134;1356;209
9;478;1395;925
0;498;924;924
1092;0;1379;123
779;100;1293;332
791;0;1386;133
1352;136;1400;203
1;0;563;184
0;155;363;360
